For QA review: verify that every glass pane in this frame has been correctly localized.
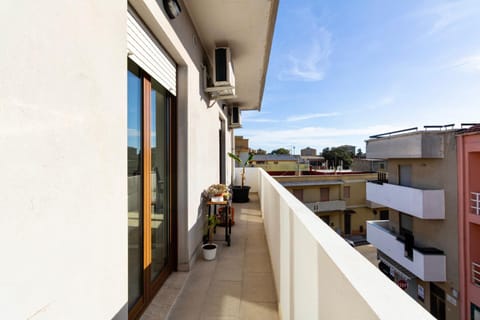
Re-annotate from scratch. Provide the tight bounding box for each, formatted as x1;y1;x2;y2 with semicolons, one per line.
150;79;169;281
127;61;143;309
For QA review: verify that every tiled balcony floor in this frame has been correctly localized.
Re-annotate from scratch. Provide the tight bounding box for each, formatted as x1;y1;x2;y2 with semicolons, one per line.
142;193;279;320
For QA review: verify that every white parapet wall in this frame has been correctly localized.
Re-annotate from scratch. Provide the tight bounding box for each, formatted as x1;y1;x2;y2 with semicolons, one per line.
366;182;445;219
367;221;446;282
238;168;435;319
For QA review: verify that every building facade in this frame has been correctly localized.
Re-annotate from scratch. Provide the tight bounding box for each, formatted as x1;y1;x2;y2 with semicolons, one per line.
457;126;480;320
366;128;460;320
251;154;309;175
0;1;278;319
276;173;377;235
301;146;317;156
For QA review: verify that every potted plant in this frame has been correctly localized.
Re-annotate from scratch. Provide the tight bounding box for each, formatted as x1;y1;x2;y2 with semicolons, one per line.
228;152;254;203
202;214;218;260
207;183;228;202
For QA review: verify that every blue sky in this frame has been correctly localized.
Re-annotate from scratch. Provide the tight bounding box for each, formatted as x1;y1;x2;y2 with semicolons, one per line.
238;0;480;154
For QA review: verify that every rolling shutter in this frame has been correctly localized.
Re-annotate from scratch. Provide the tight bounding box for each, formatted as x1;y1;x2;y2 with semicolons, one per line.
127;9;176;95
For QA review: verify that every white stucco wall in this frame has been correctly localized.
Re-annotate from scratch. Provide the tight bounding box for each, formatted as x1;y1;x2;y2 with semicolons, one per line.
0;1;128;319
128;0;234;270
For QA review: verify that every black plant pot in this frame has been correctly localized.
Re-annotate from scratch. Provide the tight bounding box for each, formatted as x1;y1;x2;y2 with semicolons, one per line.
232;186;251;203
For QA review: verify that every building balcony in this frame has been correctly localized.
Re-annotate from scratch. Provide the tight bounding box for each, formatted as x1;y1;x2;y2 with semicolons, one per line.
367;220;446;282
366;130;445;159
366;181;445;219
151;168;434;319
305;200;346;212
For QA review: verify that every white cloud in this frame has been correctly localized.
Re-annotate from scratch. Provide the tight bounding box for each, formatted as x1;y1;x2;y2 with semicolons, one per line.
243;118;279;123
278;8;332;82
287;112;339;122
241;124;404;151
451;54;480;73
128;128;140;137
415;0;480;36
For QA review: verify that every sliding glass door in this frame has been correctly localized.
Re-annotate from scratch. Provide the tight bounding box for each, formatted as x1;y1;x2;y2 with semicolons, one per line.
127;59;176;319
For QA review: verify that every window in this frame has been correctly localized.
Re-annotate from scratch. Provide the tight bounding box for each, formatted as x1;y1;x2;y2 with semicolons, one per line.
398;165;412;187
128;60;176;317
343;186;350;199
430;283;446;320
320;188;329;201
292;189;303;201
400;213;414;260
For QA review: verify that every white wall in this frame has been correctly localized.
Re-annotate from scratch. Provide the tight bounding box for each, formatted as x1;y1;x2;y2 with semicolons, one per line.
129;0;234;270
0;1;127;319
248;168;436;319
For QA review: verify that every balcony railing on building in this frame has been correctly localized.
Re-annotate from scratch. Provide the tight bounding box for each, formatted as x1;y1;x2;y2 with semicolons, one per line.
366;181;445;219
234;167;435;319
305;200;346;213
472;262;480;286
367;220;446;282
471;192;480;215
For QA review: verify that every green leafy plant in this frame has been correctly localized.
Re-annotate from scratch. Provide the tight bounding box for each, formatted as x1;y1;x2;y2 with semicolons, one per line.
228;152;254;188
207;214;218;243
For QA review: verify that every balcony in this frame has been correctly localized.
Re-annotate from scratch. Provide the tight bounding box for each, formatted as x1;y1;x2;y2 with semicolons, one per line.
147;168;433;319
366;130;444;159
472;192;480;215
366;182;445;219
305;200;346;212
472;262;480;286
367;220;446;282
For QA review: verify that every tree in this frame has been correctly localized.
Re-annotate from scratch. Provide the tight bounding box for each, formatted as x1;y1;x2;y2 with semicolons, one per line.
322;146;354;169
356;148;364;158
252;148;267;155
270;147;290;155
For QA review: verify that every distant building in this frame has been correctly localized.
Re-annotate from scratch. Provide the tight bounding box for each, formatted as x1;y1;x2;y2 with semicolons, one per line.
366;126;459;320
339;145;356;155
234;136;251;166
457;124;480;320
251;154;309;175
301;147;317;156
351;158;386;172
235;136;249;154
301;155;324;169
276;172;377;236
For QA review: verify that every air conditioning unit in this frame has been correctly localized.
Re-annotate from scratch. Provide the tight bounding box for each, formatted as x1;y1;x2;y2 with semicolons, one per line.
214;47;235;87
229;105;241;129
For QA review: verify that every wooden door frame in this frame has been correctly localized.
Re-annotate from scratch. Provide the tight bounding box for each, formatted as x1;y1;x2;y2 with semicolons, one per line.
128;64;177;320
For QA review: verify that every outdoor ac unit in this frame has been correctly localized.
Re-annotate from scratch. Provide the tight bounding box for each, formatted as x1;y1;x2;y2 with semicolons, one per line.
214;47;235;87
229;105;241;129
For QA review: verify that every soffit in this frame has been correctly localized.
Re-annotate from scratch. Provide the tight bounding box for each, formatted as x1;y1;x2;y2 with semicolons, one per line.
183;0;278;111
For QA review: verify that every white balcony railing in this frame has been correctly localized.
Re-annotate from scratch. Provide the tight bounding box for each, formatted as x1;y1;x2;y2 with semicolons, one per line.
305;200;346;212
471;192;480;215
366;182;445;219
472;262;480;286
367;220;446;282
238;168;434;319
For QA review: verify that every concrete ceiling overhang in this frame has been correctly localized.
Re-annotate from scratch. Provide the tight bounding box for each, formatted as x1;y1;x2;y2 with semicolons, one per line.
183;0;279;111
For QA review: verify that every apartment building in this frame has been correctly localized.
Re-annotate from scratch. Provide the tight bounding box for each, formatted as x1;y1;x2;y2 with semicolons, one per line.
0;1;278;319
301;146;317;156
276;172;377;235
457;125;480;320
251;154;309;175
366;127;459;320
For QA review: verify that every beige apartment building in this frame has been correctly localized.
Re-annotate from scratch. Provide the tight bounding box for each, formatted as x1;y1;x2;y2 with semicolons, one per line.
366;127;459;320
276;172;377;235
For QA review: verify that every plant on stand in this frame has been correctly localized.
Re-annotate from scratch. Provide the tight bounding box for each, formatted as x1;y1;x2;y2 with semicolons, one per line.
228;152;254;203
207;183;228;202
